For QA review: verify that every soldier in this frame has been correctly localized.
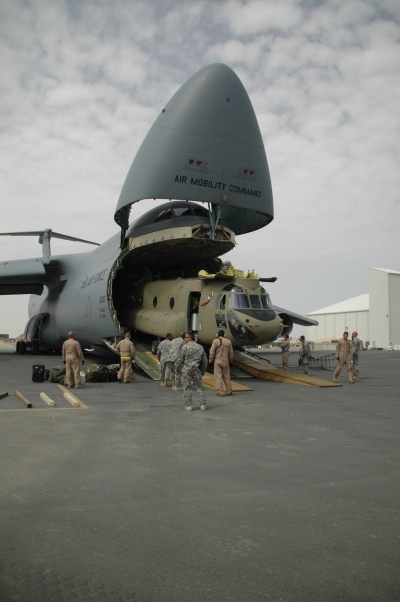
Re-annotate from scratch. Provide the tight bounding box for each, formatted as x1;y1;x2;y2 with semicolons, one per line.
157;333;173;386
62;331;85;389
175;332;208;411
280;334;290;371
116;332;136;383
169;332;186;391
209;330;234;397
350;331;361;380
333;332;355;384
299;335;311;374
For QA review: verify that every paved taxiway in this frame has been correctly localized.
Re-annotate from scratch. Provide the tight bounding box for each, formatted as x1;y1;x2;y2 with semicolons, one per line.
0;347;399;601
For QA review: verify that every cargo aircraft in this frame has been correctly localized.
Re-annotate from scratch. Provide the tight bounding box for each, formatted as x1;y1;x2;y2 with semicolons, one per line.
0;64;317;358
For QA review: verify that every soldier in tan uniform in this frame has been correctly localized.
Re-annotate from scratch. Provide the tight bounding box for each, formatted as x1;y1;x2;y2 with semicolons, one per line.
333;332;354;384
62;331;85;389
280;335;290;370
209;330;234;397
116;332;136;383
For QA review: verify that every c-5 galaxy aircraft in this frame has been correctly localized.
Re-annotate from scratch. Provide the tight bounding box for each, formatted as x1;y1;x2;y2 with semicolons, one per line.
0;63;317;358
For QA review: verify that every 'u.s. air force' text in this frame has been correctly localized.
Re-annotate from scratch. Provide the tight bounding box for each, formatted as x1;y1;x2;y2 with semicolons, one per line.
174;175;261;197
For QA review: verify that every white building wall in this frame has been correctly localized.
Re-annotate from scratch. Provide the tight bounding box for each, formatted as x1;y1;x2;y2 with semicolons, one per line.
356;312;369;342
389;273;400;347
369;269;389;348
306;311;369;343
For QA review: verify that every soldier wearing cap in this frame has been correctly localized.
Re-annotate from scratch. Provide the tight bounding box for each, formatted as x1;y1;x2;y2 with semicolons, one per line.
350;331;361;380
157;333;173;386
280;334;290;371
299;335;311;374
175;332;208;411
169;332;186;391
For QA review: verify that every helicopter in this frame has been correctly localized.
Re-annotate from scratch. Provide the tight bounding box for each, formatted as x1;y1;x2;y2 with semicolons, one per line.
0;63;317;358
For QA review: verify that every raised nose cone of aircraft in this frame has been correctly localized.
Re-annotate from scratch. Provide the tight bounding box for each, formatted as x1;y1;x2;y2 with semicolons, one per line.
115;63;273;235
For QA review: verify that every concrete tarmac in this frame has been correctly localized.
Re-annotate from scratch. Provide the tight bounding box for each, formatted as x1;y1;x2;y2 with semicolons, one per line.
0;347;399;601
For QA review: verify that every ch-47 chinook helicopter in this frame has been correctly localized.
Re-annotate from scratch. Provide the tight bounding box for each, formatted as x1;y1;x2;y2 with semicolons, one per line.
0;63;317;362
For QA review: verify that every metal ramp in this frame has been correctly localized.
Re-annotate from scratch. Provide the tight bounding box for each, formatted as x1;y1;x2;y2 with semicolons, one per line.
134;344;161;380
232;350;341;388
309;352;337;371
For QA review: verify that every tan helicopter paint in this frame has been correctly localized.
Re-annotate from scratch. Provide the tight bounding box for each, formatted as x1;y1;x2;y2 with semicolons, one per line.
124;277;283;346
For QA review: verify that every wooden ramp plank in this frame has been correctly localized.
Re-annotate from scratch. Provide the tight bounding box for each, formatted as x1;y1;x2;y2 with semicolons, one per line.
202;373;253;392
14;391;33;407
233;354;341;388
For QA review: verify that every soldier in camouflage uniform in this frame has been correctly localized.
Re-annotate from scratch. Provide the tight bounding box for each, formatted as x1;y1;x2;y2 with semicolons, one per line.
175;332;208;411
299;335;311;374
350;331;361;380
157;333;173;386
169;332;185;391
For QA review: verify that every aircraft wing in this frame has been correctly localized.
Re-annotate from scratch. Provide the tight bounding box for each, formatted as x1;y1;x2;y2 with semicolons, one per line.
0;257;57;295
273;306;318;327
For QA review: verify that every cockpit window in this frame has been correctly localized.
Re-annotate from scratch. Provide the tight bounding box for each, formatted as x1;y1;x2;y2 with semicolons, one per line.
261;295;273;309
192;205;209;217
249;295;262;309
154;209;173;222
173;207;193;217
228;294;250;309
214;294;226;310
223;284;244;292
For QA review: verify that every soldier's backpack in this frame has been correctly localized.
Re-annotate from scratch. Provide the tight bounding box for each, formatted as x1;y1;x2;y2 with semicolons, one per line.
48;366;66;384
85;364;100;382
98;366;109;383
107;364;119;382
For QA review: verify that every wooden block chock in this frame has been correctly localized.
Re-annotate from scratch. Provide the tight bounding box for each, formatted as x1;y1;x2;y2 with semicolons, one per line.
14;391;33;408
40;392;55;407
57;384;88;409
63;392;79;407
0;392;9;400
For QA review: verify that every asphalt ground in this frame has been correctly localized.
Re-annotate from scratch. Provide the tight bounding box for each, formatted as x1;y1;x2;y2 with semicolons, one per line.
0;347;399;602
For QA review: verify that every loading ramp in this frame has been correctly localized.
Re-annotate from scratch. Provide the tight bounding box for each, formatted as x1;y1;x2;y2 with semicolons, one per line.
232;349;342;388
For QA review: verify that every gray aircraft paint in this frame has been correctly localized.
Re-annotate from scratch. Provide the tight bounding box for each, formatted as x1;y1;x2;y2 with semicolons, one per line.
115;63;274;235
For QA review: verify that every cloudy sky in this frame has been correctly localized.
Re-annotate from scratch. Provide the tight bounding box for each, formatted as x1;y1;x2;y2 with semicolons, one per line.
0;0;399;337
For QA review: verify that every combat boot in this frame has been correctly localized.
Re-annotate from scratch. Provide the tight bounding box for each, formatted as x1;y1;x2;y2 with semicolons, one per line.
160;381;165;387
185;405;192;411
215;392;225;397
332;377;337;383
200;404;206;411
75;385;84;389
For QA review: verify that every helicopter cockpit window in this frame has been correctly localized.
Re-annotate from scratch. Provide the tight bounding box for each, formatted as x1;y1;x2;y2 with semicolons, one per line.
261;294;273;309
228;294;250;309
154;209;173;222
223;284;244;293
249;295;262;309
215;294;226;310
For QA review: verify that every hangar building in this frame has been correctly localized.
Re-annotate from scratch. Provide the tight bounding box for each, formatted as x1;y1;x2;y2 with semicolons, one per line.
306;268;400;349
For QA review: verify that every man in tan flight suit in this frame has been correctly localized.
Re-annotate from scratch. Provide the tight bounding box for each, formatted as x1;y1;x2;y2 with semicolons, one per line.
280;334;290;370
116;332;136;383
209;330;234;397
62;331;85;389
333;331;354;384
